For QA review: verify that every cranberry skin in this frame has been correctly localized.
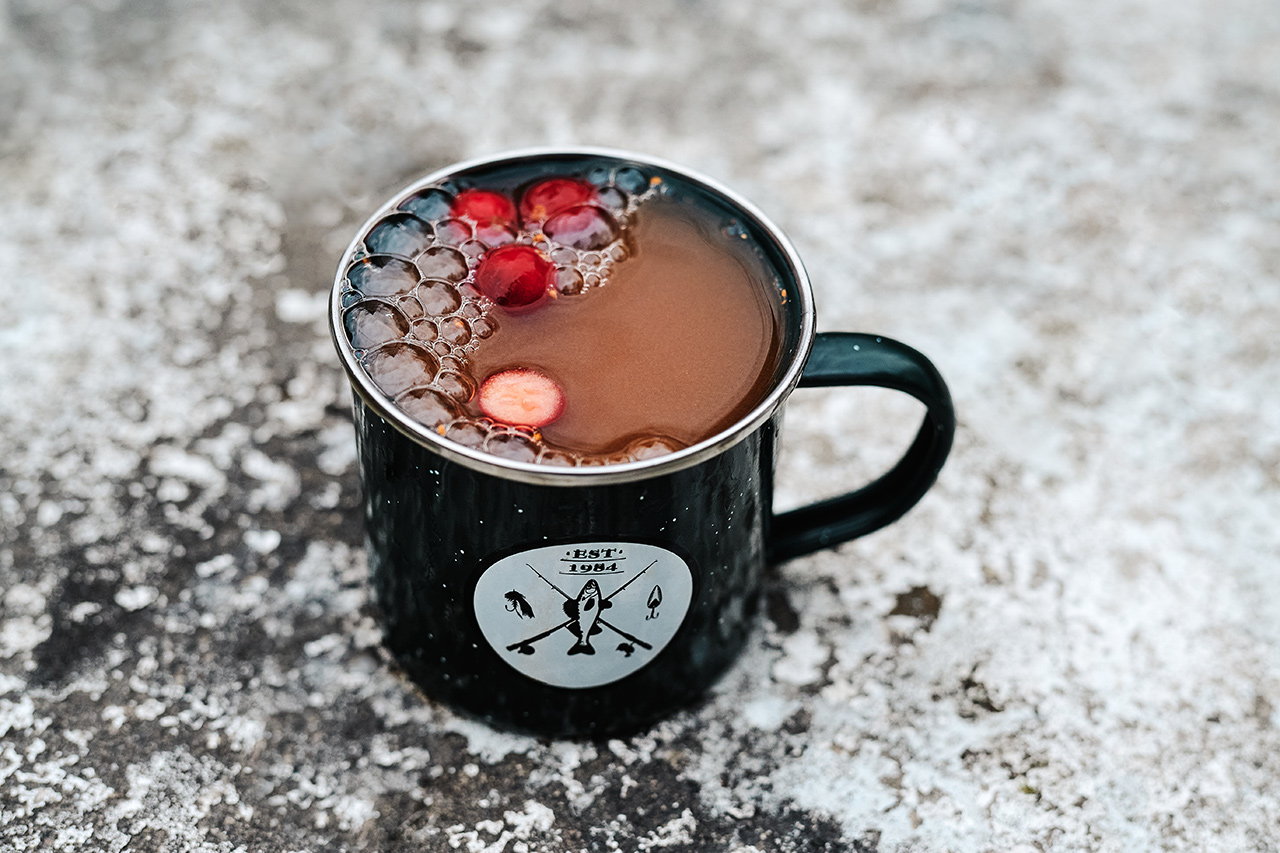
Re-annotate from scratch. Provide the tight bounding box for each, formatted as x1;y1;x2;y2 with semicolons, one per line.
451;189;517;226
519;178;597;224
474;245;554;310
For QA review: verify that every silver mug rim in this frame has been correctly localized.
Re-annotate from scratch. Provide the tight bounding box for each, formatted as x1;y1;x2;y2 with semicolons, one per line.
329;146;817;486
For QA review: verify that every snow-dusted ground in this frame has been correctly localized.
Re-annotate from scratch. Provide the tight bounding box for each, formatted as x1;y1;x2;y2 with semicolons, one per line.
2;0;1278;850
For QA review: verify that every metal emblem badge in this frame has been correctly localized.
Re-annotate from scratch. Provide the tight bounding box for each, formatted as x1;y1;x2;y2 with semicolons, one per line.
473;542;695;688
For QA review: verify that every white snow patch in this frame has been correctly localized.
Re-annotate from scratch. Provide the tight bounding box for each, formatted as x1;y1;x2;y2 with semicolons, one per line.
741;694;798;730
771;630;828;686
0;615;52;657
114;586;159;612
275;288;329;323
149;446;225;487
637;809;697;850
244;528;282;554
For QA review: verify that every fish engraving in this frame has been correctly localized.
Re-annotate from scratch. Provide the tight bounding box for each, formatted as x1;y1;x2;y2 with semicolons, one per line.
564;579;609;655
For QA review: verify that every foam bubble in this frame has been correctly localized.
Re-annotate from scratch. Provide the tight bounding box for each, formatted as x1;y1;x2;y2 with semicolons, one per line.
364;213;434;257
544;205;618;251
554;267;584;295
476;223;517;248
438;317;472;347
596;185;628;210
445;421;487;448
344;301;410;350
435;370;475;403
417;280;462;315
626;436;683;461
399;187;453;221
484;432;539;463
435;218;473;246
347;255;420;298
416;246;469;282
538;448;578;466
409;318;437;343
395;387;461;427
363;342;438;396
613;167;647;194
397;295;425;321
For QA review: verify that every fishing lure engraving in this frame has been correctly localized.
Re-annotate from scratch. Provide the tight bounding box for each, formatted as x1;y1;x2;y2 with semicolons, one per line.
504;590;534;619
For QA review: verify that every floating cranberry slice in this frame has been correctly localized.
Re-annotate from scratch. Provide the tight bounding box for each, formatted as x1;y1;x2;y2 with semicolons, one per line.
519;178;597;224
478;368;566;428
451;189;517;226
474;245;554;310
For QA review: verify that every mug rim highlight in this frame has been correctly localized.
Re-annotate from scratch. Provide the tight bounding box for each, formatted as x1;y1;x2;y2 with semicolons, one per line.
329;145;817;486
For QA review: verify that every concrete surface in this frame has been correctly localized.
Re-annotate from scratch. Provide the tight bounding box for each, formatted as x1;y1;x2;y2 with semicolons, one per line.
2;0;1279;850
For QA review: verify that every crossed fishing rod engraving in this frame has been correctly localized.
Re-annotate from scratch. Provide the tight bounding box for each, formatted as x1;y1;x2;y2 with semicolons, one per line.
506;560;660;657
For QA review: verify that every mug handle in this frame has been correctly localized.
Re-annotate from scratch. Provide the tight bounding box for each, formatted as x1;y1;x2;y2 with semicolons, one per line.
767;332;956;563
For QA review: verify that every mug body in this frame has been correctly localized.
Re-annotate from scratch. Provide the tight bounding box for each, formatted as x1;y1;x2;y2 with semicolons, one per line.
355;400;783;737
333;148;817;737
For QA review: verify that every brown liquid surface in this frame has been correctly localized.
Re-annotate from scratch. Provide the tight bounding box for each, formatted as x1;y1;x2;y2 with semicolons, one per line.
468;199;781;455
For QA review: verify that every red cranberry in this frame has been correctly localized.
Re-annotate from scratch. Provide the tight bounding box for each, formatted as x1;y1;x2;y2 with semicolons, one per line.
451;189;517;226
519;178;597;224
474;245;554;310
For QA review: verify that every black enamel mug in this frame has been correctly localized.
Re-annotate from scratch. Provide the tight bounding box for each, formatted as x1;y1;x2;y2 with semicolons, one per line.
330;148;954;738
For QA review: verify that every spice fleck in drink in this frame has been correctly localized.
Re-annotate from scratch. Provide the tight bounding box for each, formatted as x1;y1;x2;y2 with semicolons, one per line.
339;158;783;465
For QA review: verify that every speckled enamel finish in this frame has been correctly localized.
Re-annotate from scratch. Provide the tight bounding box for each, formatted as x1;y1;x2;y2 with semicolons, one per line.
355;399;779;737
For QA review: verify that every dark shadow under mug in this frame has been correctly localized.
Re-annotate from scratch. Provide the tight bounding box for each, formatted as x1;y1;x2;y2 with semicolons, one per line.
330;148;955;738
